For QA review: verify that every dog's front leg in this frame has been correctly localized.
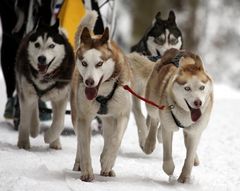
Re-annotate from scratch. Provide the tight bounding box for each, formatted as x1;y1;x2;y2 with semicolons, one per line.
76;117;94;182
100;114;129;177
18;96;38;149
178;132;201;183
162;127;175;177
44;97;68;149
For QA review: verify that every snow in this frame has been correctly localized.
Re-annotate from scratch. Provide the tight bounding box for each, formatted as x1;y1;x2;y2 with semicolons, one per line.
0;69;240;191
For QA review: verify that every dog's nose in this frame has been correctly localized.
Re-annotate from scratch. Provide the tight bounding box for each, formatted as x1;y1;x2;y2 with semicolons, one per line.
38;56;46;64
194;99;202;108
85;78;94;87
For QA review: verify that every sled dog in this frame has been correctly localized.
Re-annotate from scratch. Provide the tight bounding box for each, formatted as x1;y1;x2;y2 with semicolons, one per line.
128;11;183;149
131;11;183;58
71;11;132;181
15;20;75;149
142;48;213;183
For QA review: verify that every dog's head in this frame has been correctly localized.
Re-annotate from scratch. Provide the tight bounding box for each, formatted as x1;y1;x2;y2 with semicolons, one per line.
27;19;67;75
170;50;212;122
146;11;183;56
76;27;119;100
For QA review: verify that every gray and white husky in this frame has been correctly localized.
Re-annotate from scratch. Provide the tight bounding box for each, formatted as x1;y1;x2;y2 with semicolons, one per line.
15;20;75;150
131;10;183;58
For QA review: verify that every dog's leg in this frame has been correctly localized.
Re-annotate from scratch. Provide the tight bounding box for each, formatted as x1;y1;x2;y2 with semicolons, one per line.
44;98;68;149
178;132;201;183
183;131;200;166
132;96;148;149
18;96;37;149
143;116;159;154
73;139;81;171
157;124;163;143
76;116;94;181
100;114;129;177
162;127;175;177
30;102;40;138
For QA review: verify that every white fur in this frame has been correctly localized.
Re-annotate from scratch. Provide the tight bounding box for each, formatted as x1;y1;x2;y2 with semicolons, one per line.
28;35;65;73
147;29;182;56
76;49;115;87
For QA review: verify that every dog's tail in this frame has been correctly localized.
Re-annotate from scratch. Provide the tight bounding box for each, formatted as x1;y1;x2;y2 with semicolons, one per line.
74;10;98;48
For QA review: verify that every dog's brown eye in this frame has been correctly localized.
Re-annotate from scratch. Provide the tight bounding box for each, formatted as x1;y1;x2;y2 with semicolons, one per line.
35;42;40;48
82;61;88;67
184;86;191;91
170;38;178;45
199;86;205;90
48;44;55;49
96;61;103;68
154;37;165;45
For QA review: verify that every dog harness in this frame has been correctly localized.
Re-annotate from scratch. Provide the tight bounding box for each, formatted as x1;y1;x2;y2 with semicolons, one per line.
96;81;118;115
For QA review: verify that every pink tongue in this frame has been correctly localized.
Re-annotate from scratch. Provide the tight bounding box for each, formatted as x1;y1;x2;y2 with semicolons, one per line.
191;109;202;122
85;87;97;100
38;64;48;74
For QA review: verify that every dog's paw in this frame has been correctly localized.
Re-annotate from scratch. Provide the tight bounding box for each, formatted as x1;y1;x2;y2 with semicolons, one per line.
163;160;175;176
177;174;191;184
49;139;62;150
80;172;94;182
168;175;177;184
73;162;81;171
100;170;116;177
194;155;200;166
17;140;30;150
143;138;156;154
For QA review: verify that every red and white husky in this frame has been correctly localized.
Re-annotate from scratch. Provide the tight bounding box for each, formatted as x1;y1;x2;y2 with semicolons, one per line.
71;11;132;181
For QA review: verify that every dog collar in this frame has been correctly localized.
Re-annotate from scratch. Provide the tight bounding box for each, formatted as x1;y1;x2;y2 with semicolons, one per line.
96;81;118;115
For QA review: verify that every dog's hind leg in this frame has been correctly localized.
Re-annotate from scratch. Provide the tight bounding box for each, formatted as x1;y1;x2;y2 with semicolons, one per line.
132;96;148;149
100;114;129;177
44;97;68;149
30;102;40;138
18;96;37;150
143;116;159;154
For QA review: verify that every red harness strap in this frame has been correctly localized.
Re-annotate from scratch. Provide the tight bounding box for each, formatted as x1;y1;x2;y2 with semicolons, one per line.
122;85;165;110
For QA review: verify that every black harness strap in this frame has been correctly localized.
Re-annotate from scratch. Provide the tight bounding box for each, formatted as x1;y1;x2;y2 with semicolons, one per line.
170;111;186;128
169;51;184;67
96;81;118;115
29;78;58;98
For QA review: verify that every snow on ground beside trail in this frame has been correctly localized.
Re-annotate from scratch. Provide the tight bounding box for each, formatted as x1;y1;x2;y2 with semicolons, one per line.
0;70;240;191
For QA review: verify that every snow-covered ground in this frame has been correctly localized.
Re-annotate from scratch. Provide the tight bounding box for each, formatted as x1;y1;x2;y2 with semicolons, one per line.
0;68;240;191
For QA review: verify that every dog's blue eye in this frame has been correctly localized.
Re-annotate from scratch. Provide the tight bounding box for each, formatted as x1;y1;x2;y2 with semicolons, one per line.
96;61;103;68
184;86;191;91
82;61;88;67
34;42;40;48
199;86;205;90
48;44;55;49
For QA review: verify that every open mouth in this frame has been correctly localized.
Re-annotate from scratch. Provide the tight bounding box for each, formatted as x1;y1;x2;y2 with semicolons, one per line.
184;99;202;122
38;57;55;74
84;76;103;100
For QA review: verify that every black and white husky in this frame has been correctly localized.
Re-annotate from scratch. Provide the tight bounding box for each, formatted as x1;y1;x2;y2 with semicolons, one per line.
15;20;75;150
131;11;183;58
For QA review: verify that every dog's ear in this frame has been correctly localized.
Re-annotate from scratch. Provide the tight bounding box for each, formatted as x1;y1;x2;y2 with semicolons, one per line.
195;55;205;71
81;27;92;45
100;27;109;44
155;12;161;21
168;10;176;23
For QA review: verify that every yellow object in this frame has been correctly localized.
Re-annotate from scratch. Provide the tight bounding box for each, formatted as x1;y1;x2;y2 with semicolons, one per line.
58;0;85;47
